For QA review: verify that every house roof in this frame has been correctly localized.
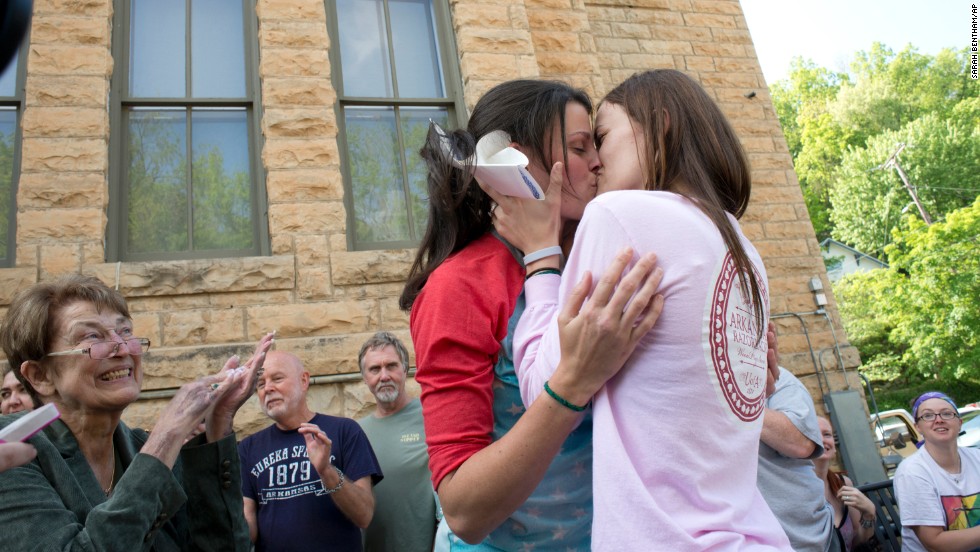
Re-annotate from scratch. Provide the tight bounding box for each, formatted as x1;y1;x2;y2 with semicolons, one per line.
819;238;889;268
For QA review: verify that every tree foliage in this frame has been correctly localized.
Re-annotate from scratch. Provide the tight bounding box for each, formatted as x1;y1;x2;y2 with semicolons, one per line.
836;199;980;383
774;43;980;386
771;44;979;243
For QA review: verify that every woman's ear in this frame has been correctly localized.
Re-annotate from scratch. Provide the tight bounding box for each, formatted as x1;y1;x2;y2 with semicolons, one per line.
20;360;55;397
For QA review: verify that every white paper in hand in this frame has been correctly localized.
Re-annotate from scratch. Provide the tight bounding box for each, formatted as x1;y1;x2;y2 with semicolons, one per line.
432;121;545;200
0;403;60;443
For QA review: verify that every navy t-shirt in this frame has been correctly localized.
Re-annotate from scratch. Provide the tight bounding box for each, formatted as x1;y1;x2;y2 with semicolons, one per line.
239;413;383;552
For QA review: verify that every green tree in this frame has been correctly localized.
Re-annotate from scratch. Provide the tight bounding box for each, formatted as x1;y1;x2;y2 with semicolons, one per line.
835;198;980;383
830;98;980;254
771;44;978;243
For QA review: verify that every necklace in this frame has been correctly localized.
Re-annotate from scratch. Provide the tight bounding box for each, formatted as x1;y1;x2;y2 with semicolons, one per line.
947;452;963;484
103;442;116;496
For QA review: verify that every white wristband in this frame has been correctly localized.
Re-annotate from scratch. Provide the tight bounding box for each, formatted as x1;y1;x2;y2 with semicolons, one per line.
523;246;563;265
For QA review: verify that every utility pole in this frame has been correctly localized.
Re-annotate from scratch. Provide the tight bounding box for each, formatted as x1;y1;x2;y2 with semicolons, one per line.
882;143;932;225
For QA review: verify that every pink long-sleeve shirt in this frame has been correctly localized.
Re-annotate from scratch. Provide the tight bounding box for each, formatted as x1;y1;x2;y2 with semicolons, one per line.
515;191;792;551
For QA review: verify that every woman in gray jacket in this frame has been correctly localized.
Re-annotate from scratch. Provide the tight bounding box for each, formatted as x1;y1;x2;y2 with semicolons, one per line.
0;274;274;550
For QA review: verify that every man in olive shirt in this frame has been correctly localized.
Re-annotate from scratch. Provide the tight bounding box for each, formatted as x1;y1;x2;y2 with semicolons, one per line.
357;332;439;552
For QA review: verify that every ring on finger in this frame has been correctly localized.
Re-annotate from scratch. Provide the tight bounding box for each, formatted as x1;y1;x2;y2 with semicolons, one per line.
210;383;220;391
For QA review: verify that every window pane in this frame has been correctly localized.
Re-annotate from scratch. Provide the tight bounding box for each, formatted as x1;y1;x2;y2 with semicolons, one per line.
130;0;185;97
0;109;15;259
346;106;409;242
127;109;188;253
336;0;393;97
191;0;246;98
0;48;19;97
400;107;445;239
191;109;253;250
390;0;444;98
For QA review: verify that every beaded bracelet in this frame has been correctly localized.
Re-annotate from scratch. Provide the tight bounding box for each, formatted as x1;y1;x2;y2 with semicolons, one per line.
324;466;345;494
526;267;561;281
544;380;588;412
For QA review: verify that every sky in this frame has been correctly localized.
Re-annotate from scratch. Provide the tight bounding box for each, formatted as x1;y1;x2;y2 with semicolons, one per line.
739;0;973;85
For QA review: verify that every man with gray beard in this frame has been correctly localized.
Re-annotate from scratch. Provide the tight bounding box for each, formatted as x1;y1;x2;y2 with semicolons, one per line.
357;332;439;552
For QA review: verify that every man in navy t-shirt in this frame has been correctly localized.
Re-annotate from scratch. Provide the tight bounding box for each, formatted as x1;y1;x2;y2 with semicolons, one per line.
239;350;382;551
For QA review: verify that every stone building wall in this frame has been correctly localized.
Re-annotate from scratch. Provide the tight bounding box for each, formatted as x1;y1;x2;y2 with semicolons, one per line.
2;0;860;435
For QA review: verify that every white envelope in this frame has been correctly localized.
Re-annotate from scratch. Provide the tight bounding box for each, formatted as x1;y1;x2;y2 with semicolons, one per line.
433;122;545;200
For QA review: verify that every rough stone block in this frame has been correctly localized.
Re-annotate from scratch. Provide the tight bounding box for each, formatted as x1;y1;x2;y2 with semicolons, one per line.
528;11;589;32
650;25;711;42
691;41;745;57
297;266;334;301
21;138;106;172
682;12;737;29
456;28;534;55
537;52;599;75
26;75;107;107
256;0;325;21
39;243;81;278
451;4;515;28
0;268;37;305
18;207;104;240
379;296;409;329
261;78;336;106
460;53;524;80
268;201;345;234
34;0;109;17
596;37;640;53
330;249;415;286
691;0;742;15
267;168;344;203
17;172;106;208
294;234;331;266
621;53;676;70
31;15;108;45
28;44;110;76
764;221;816;240
131;312;161;347
85;255;295;297
259;48;330;77
262;108;336;138
532;31;582;52
262;137;340;169
258;21;329;49
246;300;375;338
162;308;246;346
22;107;107;138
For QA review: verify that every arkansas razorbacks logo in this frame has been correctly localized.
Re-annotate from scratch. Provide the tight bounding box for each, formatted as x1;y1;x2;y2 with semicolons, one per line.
706;252;769;422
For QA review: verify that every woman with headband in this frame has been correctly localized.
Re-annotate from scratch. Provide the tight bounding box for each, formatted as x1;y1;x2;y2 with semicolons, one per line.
894;391;980;551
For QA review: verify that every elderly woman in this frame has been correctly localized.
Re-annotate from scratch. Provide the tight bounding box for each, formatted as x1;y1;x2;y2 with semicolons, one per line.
894;391;980;552
0;274;274;550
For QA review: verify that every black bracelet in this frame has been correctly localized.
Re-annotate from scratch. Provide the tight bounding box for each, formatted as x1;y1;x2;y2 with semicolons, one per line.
526;267;561;281
544;380;588;412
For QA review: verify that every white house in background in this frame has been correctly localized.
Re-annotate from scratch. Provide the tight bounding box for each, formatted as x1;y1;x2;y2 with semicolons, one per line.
820;238;889;282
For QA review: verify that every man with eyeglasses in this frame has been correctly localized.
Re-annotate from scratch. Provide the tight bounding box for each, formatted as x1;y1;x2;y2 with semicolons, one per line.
894;391;980;552
757;366;841;552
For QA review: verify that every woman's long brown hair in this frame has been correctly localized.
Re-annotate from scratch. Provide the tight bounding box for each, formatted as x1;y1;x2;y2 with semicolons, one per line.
399;80;592;311
601;69;765;342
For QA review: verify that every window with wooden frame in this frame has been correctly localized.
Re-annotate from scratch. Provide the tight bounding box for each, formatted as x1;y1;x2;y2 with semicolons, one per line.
326;0;465;250
0;44;26;267
108;0;267;261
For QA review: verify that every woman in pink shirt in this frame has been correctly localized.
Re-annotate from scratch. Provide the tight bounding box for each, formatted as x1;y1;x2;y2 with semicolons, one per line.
489;69;792;550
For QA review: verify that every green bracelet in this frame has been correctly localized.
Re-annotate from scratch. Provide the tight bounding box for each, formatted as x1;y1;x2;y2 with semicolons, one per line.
526;267;561;281
544;380;588;412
